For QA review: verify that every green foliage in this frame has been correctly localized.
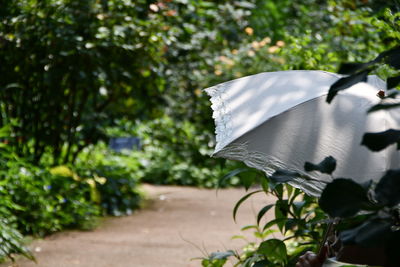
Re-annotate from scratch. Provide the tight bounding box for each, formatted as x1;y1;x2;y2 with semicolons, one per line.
0;121;143;262
202;172;326;267
75;142;142;216
0;0;165;164
317;168;400;265
108;117;244;188
0;218;34;263
202;2;399;267
0;0;398;264
2;161;100;236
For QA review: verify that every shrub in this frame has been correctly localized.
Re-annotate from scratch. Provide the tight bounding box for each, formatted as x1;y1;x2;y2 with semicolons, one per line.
200;171;326;267
75;146;143;216
104;117;244;188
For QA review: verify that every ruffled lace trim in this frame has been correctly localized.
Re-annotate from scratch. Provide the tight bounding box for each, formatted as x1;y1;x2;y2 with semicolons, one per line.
205;83;233;153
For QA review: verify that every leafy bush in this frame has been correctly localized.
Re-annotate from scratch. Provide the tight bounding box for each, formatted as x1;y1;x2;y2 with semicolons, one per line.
75;143;143;216
0;218;34;264
0;0;166;164
3;162;99;236
0;121;145;262
200;170;326;267
104;117;244;188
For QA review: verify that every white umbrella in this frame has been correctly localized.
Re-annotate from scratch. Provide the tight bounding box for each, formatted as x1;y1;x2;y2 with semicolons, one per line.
206;70;399;196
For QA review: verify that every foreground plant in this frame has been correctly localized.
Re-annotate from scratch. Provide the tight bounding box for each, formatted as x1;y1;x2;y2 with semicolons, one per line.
200;170;326;267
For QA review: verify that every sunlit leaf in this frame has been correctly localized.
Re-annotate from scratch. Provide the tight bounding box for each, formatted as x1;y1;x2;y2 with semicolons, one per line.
257;239;287;264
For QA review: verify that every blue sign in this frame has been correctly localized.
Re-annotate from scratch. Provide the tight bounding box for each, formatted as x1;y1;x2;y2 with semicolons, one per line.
109;137;141;152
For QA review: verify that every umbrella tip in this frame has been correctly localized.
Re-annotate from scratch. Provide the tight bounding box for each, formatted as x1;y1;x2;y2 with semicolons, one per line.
377;90;385;99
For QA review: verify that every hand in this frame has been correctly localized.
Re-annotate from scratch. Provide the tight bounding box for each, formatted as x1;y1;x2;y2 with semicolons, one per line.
295;244;328;267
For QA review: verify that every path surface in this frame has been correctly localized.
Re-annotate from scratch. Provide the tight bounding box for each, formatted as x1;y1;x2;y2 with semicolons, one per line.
4;184;276;267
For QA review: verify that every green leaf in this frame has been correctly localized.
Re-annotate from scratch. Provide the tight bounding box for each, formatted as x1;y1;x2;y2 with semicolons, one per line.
231;235;246;240
233;190;263;222
387;75;400;89
239;170;259;190
275;200;289;232
382;46;400;69
257;239;287;264
257;204;274;225
261;178;269;192
338;62;373;75
252;260;269;267
219;168;257;190
375;169;400;206
361;129;400;151
327;70;369;103
340;218;392;247
220;168;248;182
263;218;288;231
241;224;258;231
4;83;23;89
319;179;370;218
304;156;336;174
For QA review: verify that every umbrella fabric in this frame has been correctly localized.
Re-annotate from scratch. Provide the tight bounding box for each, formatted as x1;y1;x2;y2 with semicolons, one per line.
206;70;397;196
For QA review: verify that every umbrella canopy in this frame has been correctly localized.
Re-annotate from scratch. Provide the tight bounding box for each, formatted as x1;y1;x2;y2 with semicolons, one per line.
206;70;398;196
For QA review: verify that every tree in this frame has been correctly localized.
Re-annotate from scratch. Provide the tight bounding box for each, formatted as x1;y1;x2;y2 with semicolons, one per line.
0;0;165;164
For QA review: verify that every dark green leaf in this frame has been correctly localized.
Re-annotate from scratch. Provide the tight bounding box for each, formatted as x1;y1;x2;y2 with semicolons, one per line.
361;129;400;151
270;169;301;184
257;204;274;225
338;62;372;75
275;200;289;232
261;178;269;192
319;179;369;218
219;168;248;186
293;201;306;217
383;46;400;69
239;170;259;190
327;70;369;103
387;75;400;89
304;156;336;174
375;169;400;206
233;190;263;222
257;239;287;264
340;218;392;247
386;230;400;266
274;183;284;198
285;218;300;232
252;260;269;267
375;46;400;63
263;218;287;231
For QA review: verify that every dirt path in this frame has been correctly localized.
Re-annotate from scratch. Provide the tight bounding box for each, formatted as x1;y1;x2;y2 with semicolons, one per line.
4;184;276;267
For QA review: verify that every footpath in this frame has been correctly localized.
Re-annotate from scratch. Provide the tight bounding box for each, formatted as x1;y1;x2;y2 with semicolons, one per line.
3;184;275;267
